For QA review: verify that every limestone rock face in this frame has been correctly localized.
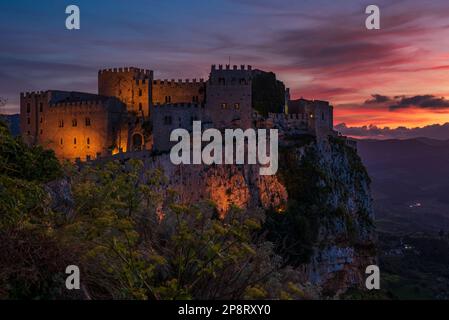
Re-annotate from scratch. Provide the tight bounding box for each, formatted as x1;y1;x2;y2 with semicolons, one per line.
145;154;288;217
143;136;375;296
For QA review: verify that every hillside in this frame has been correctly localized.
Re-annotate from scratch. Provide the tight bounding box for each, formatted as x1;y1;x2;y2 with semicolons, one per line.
358;138;449;234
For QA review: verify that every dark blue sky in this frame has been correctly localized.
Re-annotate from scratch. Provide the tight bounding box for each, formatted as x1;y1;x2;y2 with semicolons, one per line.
2;0;449;133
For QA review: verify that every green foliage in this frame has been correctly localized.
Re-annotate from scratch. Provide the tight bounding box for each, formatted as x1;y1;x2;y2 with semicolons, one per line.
0;120;70;298
264;141;330;265
61;160;291;299
0;121;62;182
252;72;285;116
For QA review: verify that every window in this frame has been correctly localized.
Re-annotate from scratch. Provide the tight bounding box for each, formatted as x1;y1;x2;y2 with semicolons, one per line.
27;131;30;135
40;129;43;135
39;103;43;112
60;138;63;145
218;77;226;85
87;138;90;145
119;89;122;95
40;117;43;123
27;103;30;113
138;103;142;111
234;103;240;110
72;119;77;127
164;116;172;125
74;138;77;145
139;89;142;96
165;96;171;103
59;119;64;128
27;118;30;125
192;96;199;103
221;103;228;109
85;117;91;126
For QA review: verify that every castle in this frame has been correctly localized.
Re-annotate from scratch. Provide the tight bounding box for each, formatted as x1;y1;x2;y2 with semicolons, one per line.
20;65;335;161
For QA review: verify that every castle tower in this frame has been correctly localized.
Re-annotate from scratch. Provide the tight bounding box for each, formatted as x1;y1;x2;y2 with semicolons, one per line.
98;67;153;117
205;64;253;129
20;91;50;145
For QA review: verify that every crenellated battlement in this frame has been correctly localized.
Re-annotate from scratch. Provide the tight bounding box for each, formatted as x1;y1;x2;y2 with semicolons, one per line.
49;99;106;109
98;67;152;76
211;64;252;71
268;113;305;121
153;78;205;86
153;102;204;108
20;91;48;99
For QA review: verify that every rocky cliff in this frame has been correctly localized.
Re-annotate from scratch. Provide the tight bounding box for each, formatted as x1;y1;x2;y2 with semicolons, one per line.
48;133;376;298
135;134;376;297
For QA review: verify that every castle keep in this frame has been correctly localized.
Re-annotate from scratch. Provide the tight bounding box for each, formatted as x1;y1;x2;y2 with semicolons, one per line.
20;65;335;161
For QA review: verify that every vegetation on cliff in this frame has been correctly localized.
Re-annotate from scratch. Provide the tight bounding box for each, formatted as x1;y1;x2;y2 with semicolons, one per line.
0;121;375;299
0;122;307;299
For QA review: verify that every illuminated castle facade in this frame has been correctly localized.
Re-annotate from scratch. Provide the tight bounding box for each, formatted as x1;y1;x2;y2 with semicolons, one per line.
20;65;335;161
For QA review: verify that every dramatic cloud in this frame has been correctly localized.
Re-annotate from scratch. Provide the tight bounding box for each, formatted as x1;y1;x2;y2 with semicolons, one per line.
335;122;449;140
389;95;449;110
364;94;392;104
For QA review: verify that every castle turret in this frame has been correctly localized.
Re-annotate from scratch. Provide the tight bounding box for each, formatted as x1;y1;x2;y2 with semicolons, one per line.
98;67;153;117
205;64;253;129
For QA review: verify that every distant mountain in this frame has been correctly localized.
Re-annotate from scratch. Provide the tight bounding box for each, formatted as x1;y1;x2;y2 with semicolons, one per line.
0;114;20;136
357;138;449;234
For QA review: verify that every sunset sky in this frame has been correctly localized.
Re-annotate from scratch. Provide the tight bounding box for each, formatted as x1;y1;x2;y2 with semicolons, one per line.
2;0;449;138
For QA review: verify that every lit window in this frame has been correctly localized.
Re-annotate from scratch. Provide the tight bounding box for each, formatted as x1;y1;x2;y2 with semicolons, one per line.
85;118;91;126
234;103;240;110
72;119;77;127
221;103;227;109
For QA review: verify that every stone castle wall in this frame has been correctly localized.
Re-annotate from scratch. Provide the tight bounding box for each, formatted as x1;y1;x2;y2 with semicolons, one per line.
151;103;205;152
20;65;336;161
20;91;126;161
204;64;253;129
98;67;153;117
152;79;205;105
